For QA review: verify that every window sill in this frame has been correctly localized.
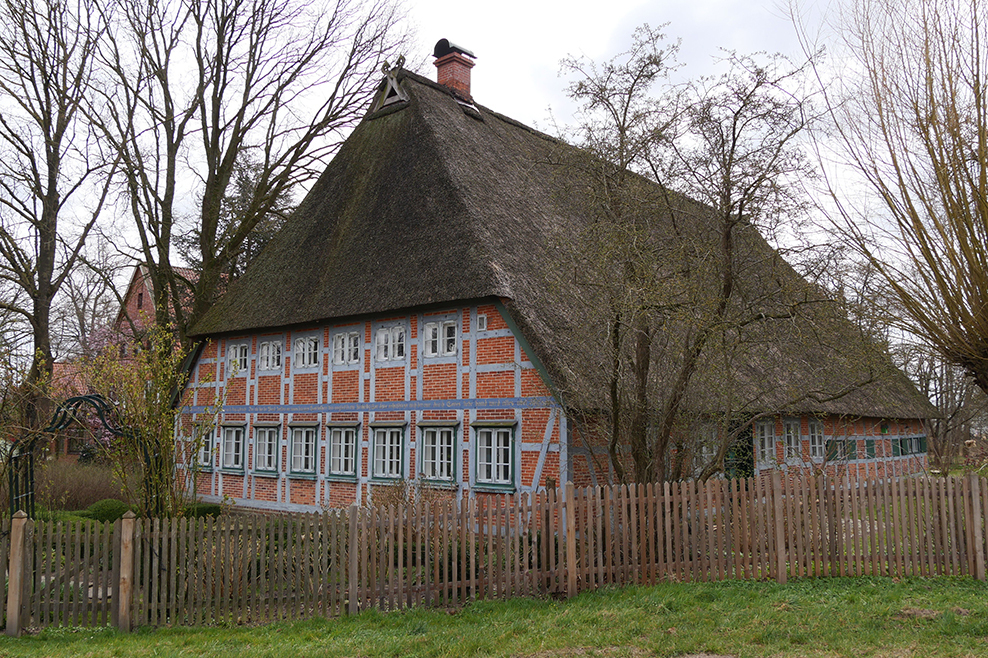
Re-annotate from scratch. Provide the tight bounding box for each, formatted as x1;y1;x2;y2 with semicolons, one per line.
288;472;317;480
473;483;516;493
220;468;245;476
420;479;458;489
252;470;280;478
370;476;404;484
325;473;358;482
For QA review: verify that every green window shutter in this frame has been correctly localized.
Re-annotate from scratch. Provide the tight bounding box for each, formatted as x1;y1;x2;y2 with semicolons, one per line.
847;439;857;460
826;440;838;461
920;436;928;453
892;438;901;457
866;439;876;459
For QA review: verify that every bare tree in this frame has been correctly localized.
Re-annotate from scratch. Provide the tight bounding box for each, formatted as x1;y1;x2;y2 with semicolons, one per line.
555;26;891;483
0;0;116;424
93;0;410;344
804;0;988;396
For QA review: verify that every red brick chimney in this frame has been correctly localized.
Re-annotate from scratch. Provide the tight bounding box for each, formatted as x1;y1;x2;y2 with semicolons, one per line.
433;39;476;99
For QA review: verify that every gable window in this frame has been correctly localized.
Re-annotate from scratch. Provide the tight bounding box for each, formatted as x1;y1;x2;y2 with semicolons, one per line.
477;314;488;331
783;419;800;461
137;292;143;309
291;426;318;474
755;421;775;466
423;320;457;357
421;426;456;481
329;426;357;476
222;426;244;470
808;419;825;459
476;427;513;487
258;340;282;371
375;326;405;362
372;427;404;478
333;332;361;365
254;426;279;472
294;336;320;368
228;343;249;375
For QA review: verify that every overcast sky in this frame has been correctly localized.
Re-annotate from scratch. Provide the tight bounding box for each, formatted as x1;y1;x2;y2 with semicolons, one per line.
404;0;809;129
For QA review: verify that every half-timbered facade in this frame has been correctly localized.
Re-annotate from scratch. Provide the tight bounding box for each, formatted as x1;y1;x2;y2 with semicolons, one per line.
178;42;932;511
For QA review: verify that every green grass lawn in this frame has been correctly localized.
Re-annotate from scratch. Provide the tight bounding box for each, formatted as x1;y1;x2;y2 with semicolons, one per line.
1;577;987;657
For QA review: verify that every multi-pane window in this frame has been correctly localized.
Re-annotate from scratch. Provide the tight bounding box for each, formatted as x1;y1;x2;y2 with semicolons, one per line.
755;421;775;466
329;427;357;476
291;426;317;474
477;427;512;486
197;436;213;469
254;426;279;472
228;343;249;375
332;332;361;365
293;336;320;368
258;340;282;371
783;419;800;460
423;320;457;357
372;428;403;478
222;426;244;470
421;427;455;481
808;419;825;459
375;326;405;362
828;438;849;461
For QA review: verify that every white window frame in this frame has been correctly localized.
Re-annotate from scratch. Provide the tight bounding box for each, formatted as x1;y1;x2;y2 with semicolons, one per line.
755;420;775;467
372;427;404;479
375;325;405;362
254;426;279;472
423;320;457;357
227;343;249;376
293;336;320;369
196;435;213;469
329;426;357;477
258;340;282;371
221;426;245;470
290;426;318;474
332;331;361;366
420;426;456;481
477;314;488;331
783;418;801;461
808;419;825;460
476;427;513;487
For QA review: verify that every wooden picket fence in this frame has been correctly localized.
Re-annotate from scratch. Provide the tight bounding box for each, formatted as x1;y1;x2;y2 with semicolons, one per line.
4;472;987;635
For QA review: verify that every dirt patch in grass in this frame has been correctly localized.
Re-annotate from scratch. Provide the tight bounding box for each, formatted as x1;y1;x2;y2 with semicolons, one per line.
897;607;940;620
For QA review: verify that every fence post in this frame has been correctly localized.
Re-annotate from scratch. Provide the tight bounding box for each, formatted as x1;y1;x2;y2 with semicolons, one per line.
117;511;136;632
969;473;985;581
5;510;27;637
565;482;577;598
348;503;359;615
772;472;787;584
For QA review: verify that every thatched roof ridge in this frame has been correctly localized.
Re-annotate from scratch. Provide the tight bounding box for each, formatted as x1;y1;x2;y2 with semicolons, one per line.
190;70;933;420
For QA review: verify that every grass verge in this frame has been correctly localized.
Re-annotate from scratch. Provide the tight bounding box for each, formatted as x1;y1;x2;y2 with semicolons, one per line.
0;577;986;657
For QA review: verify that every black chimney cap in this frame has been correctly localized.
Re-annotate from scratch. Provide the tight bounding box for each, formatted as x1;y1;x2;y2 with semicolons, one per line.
433;39;475;59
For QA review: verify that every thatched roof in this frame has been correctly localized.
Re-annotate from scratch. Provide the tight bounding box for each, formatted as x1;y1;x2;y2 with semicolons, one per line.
190;70;933;420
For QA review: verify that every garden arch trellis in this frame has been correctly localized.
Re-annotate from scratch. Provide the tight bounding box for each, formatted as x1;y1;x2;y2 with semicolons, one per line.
7;394;162;517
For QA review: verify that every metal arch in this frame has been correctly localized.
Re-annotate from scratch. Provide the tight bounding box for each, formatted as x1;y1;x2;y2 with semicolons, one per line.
9;394;139;518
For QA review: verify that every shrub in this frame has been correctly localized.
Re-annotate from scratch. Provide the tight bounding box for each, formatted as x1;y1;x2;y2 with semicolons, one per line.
86;498;131;523
36;460;130;511
184;503;222;519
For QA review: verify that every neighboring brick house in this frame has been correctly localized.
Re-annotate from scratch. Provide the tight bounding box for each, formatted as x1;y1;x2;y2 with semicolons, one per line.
178;42;933;512
113;265;199;347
